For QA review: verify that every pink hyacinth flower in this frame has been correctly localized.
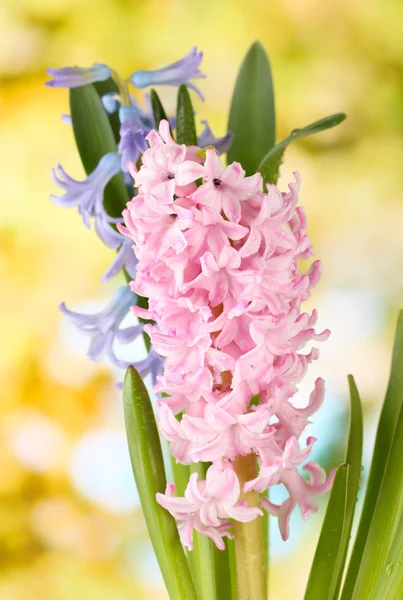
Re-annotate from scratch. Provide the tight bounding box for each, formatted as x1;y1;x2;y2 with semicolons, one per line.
156;462;262;550
122;119;333;548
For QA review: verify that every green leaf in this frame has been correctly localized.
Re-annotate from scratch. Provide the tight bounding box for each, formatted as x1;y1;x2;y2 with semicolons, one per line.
287;113;346;141
225;538;237;600
304;464;349;600
227;41;275;175
373;512;403;599
213;542;234;600
150;88;169;128
176;85;197;146
257;145;286;186
93;77;121;143
332;376;363;598
350;389;403;597
70;84;129;219
123;367;197;600
342;311;403;599
258;113;346;185
188;462;217;600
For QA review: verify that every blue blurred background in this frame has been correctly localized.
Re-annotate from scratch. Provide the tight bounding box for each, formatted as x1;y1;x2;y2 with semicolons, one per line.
1;1;403;598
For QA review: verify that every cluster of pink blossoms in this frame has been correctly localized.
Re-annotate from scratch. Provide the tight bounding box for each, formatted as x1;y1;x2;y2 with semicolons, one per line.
119;120;336;550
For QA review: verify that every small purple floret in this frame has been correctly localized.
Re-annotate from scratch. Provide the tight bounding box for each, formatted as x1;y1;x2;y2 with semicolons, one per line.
60;286;141;368
198;120;233;155
130;47;206;100
102;92;120;114
46;64;112;88
118;107;149;172
51;152;121;227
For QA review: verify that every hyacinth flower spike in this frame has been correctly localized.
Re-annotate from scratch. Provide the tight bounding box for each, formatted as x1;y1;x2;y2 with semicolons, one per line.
121;107;336;600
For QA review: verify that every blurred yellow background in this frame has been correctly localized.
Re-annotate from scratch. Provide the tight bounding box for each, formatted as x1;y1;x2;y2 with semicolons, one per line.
1;1;403;598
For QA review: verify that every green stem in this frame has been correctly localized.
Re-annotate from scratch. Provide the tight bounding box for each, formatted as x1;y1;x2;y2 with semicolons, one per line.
188;463;217;600
112;70;131;105
233;454;267;600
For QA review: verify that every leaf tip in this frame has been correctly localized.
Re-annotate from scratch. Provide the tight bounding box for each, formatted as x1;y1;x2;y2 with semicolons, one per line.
336;112;347;124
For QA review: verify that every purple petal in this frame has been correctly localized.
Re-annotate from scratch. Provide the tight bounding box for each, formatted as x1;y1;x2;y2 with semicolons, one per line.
102;92;120;114
130;47;205;99
198;120;233;155
46;64;111;88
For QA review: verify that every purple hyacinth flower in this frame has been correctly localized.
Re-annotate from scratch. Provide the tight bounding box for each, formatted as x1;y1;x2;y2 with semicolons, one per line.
130;47;206;100
46;64;112;88
60;286;141;369
198;120;233;155
131;95;154;129
94;218;138;282
116;348;165;390
102;238;138;283
94;215;124;249
51;152;121;227
131;348;164;387
61;114;72;125
92;212;138;282
102;92;120;114
118;107;149;172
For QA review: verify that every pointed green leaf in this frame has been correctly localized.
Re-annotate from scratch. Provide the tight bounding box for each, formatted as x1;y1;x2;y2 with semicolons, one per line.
304;464;349;600
350;389;403;598
342;311;403;599
93;77;121;143
258;113;346;185
287;113;346;142
188;462;217;600
150;88;169;128
373;512;403;599
332;376;363;598
123;367;197;600
227;41;275;175
176;85;197;146
70;84;129;219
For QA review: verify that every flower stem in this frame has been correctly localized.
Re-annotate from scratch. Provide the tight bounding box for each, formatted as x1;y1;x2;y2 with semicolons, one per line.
233;454;267;600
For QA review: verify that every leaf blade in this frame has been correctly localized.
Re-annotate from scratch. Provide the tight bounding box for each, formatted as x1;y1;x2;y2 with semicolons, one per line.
350;398;403;598
304;464;349;600
342;311;403;599
227;41;275;175
69;84;129;219
93;77;121;143
123;367;198;600
258;113;346;185
373;512;403;599
331;375;363;598
176;85;197;146
150;88;169;128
